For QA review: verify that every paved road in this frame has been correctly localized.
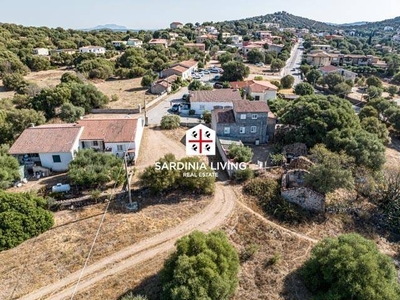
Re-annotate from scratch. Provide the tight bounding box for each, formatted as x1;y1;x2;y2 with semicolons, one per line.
146;87;188;125
282;39;304;85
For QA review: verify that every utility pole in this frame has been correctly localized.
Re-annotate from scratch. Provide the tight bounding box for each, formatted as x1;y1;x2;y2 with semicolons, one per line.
123;152;132;205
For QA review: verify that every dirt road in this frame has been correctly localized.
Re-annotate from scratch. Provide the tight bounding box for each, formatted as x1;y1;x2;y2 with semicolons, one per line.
19;183;235;300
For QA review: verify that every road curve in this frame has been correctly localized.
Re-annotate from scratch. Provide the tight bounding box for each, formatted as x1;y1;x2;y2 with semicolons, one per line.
19;183;235;300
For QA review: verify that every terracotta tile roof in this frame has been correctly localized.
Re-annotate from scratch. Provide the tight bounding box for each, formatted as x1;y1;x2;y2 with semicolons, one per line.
190;89;243;103
307;51;331;58
9;124;82;154
230;80;278;92
268;111;276;119
213;108;236;123
78;118;139;143
149;39;168;44
232;100;270;113
170;65;188;73
177;59;198;68
319;65;339;72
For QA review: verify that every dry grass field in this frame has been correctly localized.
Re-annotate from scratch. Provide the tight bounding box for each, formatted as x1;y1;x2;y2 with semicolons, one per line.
0;69;157;110
0;193;210;300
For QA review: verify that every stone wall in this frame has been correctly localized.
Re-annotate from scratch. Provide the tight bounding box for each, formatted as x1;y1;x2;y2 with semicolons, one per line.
281;187;325;212
288;156;314;170
282;143;308;157
281;168;325;212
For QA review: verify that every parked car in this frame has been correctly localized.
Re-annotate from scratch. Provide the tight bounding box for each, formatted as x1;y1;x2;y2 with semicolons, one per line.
214;82;224;89
203;70;210;74
171;103;182;113
255;62;264;67
210;68;219;73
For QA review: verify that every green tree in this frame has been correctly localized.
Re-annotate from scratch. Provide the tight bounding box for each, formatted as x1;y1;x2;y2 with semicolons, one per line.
299;64;311;75
59;103;85;123
294;82;314;96
358;106;379;120
68;149;125;188
161;231;239;300
141;75;153;88
2;73;28;91
306;69;322;86
333;82;352;97
227;144;253;163
280;75;294;89
221;61;249;81
0;190;54;251
160;115;180;129
0;146;20;189
324;73;344;91
305;144;355;194
388;85;398;97
361;116;390;144
301;233;400;300
247;48;265;64
202;110;212;124
60;72;84;84
366;86;383;99
25;55;51;71
270;59;285;72
366;75;383;88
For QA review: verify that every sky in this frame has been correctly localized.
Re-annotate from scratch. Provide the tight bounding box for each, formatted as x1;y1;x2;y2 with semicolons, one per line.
0;0;399;29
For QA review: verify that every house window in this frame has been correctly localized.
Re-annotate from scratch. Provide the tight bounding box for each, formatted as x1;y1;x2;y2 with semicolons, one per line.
240;127;246;134
252;114;258;119
240;114;246;119
199;105;205;110
254;96;260;100
93;141;99;146
52;155;61;163
250;126;257;133
224;127;230;134
117;145;124;151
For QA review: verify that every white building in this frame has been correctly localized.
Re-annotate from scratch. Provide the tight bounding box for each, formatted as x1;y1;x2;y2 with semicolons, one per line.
9;117;145;171
33;48;49;56
126;38;143;48
79;46;106;55
111;41;127;48
189;89;243;115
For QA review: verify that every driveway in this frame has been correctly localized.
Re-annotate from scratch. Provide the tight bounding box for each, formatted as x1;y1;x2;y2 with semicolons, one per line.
146;87;188;125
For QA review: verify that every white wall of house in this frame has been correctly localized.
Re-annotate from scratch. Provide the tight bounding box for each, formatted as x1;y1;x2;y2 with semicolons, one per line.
104;142;134;157
79;47;106;55
250;91;277;101
39;152;73;172
133;117;145;161
190;102;233;115
33;48;49;56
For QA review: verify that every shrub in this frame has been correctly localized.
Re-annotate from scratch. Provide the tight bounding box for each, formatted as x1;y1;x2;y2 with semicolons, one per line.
0;190;54;251
280;75;295;89
227;144;253;163
2;73;28;91
161;231;239;300
202;110;211;124
301;233;400;300
233;167;254;182
240;243;259;261
244;177;280;202
254;75;264;81
0;148;20;189
160;115;180;129
111;94;119;102
189;109;195;115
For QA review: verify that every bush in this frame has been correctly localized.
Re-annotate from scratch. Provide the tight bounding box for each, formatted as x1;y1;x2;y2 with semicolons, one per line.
234;167;254;182
0;148;20;189
2;73;28;91
59;103;85;123
0;190;54;251
244;177;280;202
301;233;400;300
227;144;253;163
202;110;211;123
160;115;180;129
253;75;264;81
161;231;239;300
140;154;215;195
111;94;119;102
189;109;195;115
68;149;125;188
270;80;281;90
280;75;295;89
240;243;259;261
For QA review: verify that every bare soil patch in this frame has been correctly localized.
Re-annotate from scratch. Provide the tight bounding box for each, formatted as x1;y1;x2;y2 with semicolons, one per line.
94;78;157;109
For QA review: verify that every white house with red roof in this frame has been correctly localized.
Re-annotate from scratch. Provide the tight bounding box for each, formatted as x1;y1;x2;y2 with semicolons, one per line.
9;117;145;171
318;65;357;81
230;80;278;101
189;89;243;115
170;22;183;29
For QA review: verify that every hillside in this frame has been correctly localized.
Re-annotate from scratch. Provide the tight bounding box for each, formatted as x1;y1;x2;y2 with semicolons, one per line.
338;16;400;31
216;11;336;32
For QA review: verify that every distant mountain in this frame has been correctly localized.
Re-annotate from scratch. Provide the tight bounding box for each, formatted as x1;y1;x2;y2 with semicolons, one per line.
82;24;128;31
326;21;368;27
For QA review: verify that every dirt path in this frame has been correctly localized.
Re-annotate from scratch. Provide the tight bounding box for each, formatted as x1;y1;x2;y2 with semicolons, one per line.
19;183;235;300
135;127;186;171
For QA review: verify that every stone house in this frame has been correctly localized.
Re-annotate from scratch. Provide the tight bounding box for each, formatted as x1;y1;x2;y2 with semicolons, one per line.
211;100;274;143
281;169;325;212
